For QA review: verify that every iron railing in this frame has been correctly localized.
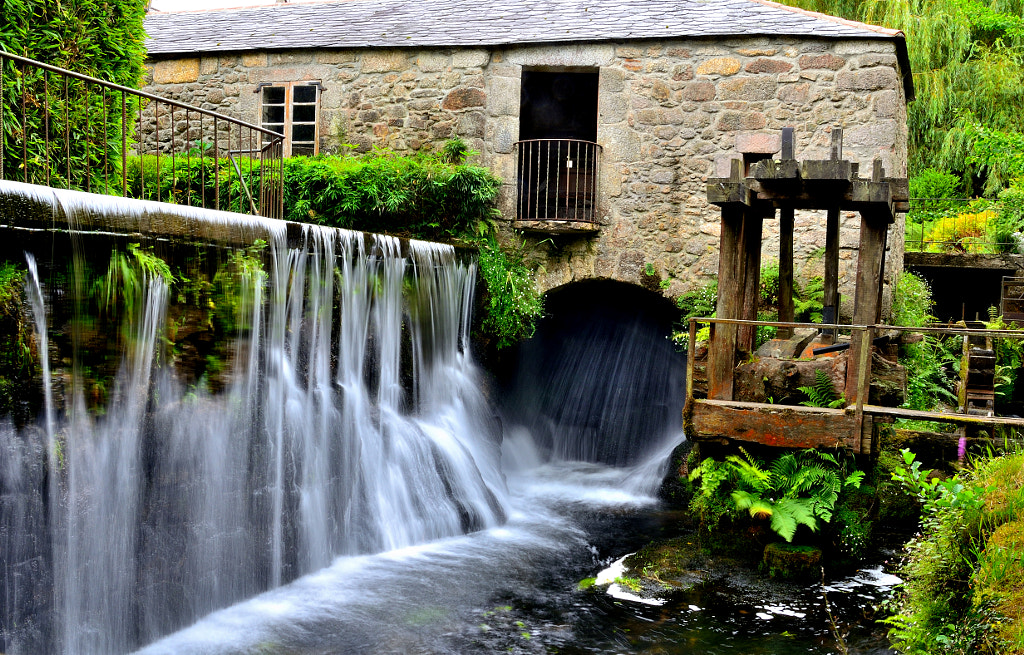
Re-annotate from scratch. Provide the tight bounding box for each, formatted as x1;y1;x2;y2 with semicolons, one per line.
0;51;284;218
515;139;601;223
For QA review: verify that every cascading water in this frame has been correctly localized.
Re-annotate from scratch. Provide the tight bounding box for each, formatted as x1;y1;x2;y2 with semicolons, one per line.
0;185;508;653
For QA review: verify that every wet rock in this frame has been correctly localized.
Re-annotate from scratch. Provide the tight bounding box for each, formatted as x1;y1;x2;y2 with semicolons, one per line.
762;542;822;581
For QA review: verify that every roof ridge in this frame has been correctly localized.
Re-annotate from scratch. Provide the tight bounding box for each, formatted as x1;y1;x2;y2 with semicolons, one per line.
743;0;904;39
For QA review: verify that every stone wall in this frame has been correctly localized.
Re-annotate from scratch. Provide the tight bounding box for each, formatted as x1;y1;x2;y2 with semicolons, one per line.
144;36;908;316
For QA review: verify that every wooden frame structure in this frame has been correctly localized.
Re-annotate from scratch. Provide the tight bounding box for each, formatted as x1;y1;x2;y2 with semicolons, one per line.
689;126;909;454
685;127;1024;453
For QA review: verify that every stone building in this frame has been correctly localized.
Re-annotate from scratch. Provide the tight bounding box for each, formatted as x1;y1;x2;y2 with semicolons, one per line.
143;0;912;307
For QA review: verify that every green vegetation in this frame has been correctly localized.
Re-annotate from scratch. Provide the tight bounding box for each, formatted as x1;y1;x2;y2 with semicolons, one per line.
783;0;1024;194
476;237;544;350
0;262;37;424
884;448;1024;654
890;271;960;414
689;448;864;542
798;370;845;408
125;142;541;348
1;0;147;191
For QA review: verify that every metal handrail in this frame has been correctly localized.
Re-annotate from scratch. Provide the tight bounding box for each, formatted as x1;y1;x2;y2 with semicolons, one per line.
515;138;602;223
1;51;284;218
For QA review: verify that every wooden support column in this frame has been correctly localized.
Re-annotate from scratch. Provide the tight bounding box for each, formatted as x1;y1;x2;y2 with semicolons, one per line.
821;129;844;343
738;211;764;353
709;160;746;400
777;127;796;339
822;207;841;343
778;207;795;339
845;208;889;405
872;158;889;324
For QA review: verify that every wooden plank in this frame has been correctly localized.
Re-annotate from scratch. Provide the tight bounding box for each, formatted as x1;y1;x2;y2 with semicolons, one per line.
801;159;853;181
863;404;1024;428
738;211;764;352
687;399;860;449
778;207;795;339
709;205;744;400
742;179;905;214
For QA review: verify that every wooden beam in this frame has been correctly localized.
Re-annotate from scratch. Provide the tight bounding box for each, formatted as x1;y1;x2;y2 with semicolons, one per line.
845;209;889;405
709;203;744;400
687;399;861;450
738;211;764;352
778;207;795;339
864;404;1024;428
707;158;754;207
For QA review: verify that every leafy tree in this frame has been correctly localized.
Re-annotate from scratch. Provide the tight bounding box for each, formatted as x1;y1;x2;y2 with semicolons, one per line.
782;0;1024;193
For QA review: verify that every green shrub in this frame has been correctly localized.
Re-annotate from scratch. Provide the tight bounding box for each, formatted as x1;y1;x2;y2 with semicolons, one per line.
884;449;1024;655
476;237;543;350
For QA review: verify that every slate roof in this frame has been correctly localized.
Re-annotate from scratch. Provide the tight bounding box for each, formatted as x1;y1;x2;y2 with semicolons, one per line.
145;0;904;55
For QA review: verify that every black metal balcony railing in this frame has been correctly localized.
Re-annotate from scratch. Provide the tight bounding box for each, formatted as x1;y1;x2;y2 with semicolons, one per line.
1;52;284;218
515;139;601;223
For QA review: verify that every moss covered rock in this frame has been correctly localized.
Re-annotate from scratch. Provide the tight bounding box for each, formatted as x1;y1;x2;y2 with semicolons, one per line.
762;542;822;581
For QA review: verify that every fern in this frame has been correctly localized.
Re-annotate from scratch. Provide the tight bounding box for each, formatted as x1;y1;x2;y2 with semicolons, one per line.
692;448;863;542
798;370;845;408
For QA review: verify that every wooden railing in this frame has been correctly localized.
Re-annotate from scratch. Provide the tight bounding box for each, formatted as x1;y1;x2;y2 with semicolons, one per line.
515;139;601;223
685;317;1024;453
1;51;284;218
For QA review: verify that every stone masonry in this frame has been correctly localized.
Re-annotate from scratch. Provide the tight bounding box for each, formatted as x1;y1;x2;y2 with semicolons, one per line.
144;35;908;316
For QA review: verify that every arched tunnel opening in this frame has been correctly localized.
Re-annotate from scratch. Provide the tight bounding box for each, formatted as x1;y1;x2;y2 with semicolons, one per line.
495;279;687;467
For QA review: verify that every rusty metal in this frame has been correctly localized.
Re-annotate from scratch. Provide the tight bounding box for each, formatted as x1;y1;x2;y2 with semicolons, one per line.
514;139;602;223
1;51;284;218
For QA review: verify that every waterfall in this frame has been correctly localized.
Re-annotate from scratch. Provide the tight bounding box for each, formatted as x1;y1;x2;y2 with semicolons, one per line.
0;192;507;653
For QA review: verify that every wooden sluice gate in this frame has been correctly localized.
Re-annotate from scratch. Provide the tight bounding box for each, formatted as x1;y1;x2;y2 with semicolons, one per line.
684;127;1024;454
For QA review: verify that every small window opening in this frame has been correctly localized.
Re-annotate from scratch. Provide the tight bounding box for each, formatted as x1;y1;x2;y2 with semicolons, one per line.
259;82;321;157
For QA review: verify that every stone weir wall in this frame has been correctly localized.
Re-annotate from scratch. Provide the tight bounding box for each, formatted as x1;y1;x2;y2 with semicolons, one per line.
145;36;909;316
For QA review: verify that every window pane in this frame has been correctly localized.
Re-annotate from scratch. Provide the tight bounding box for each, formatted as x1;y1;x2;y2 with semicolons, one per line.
292;124;316;142
262;86;285;104
292;144;315;157
263;105;285;124
292;104;316;123
293;85;317;103
265;123;285;136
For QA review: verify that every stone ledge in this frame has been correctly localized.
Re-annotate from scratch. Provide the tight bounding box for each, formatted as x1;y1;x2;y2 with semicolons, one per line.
512;220;600;235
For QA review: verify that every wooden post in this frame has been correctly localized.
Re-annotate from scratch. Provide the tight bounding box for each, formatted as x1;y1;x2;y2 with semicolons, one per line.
778;207;795;339
822;207;841;344
738;211;764;352
821;128;843;344
872;158;889;324
777;127;796;340
709;161;745;400
846;208;889;405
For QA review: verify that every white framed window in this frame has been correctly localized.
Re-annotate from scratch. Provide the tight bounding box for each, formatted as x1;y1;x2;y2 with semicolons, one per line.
258;81;321;157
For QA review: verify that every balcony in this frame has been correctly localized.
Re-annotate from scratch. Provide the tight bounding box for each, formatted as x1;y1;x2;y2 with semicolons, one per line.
514;139;601;234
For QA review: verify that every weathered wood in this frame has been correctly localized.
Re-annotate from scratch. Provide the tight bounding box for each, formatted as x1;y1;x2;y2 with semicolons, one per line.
852;210;888;326
822;207;841;343
864;404;1024;428
707;158;754;207
801;159;853;181
687;399;861;450
738;211;764;352
781;126;795;160
751;158;800;182
778;207;795;339
709;205;744;400
744;178;901;214
685;318;697;405
875;225;889;323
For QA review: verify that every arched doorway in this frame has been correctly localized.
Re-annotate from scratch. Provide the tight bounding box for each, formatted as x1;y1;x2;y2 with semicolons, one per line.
497;279;685;466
